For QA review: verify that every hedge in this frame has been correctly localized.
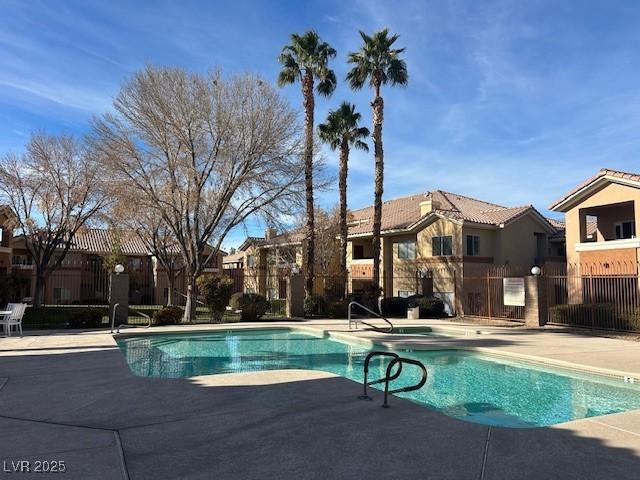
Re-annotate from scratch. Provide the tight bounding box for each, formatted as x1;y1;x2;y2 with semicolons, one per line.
548;303;640;331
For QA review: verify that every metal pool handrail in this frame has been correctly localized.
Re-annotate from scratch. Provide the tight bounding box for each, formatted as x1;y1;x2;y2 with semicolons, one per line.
358;351;403;400
382;357;428;408
348;301;394;333
111;304;152;334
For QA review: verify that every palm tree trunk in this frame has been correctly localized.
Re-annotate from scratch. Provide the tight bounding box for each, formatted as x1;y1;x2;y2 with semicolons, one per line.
302;70;315;297
371;92;384;301
339;140;349;299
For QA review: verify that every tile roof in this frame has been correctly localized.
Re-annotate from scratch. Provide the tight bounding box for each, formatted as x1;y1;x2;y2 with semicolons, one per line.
257;229;305;247
347;190;547;236
69;229;162;255
223;251;245;264
549;168;640;210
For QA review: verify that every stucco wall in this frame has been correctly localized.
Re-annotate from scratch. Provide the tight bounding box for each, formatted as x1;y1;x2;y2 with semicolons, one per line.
494;214;547;266
563;182;640;265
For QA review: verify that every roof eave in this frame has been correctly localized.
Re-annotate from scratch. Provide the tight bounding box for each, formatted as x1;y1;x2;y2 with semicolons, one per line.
550;175;640;212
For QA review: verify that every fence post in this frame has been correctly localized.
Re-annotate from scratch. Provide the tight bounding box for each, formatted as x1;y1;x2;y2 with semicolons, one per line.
524;275;547;327
286;273;304;318
486;271;492;319
109;273;129;327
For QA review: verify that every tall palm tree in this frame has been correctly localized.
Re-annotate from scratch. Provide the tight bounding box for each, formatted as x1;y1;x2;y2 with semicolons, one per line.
346;28;408;296
278;31;337;298
318;102;370;297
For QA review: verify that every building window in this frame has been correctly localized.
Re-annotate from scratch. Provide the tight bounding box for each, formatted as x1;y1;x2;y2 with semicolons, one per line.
466;235;480;256
246;255;257;268
0;227;3;243
53;287;71;304
128;258;142;271
397;241;416;260
245;287;256;294
614;221;636;240
353;245;365;259
432;235;453;256
398;290;415;298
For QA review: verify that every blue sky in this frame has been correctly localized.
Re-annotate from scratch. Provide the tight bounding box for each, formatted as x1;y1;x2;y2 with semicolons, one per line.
2;0;640;249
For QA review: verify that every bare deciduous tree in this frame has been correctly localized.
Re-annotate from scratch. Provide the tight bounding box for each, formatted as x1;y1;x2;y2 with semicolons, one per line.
0;134;108;307
91;66;304;322
111;197;184;306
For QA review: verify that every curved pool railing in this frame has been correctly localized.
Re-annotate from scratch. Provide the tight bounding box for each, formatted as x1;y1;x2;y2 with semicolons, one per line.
348;301;394;333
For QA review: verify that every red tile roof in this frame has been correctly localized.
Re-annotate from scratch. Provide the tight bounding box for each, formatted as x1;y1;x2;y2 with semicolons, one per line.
69;229;182;255
347;190;547;236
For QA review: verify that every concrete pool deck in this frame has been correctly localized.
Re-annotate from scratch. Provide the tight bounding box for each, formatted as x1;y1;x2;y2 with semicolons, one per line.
1;320;640;479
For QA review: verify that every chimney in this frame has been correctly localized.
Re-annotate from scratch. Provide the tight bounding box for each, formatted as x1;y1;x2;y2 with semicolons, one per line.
419;199;440;216
265;227;277;240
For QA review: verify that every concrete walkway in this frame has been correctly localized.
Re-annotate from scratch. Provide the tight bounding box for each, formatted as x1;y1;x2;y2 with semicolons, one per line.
1;321;640;479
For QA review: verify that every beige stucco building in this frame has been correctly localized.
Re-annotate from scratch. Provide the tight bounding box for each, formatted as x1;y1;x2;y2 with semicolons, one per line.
550;168;640;272
7;228;223;305
347;190;562;314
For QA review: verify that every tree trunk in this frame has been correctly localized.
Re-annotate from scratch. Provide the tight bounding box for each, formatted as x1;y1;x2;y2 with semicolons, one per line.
183;274;197;323
166;273;175;306
33;271;46;308
371;92;384;304
302;70;315;298
339;140;349;299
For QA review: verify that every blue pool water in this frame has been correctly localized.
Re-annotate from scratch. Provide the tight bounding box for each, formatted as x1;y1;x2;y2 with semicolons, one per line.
117;328;640;428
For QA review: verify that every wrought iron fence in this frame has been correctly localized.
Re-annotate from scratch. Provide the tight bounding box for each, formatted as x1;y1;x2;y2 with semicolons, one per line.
462;265;530;322
544;262;640;332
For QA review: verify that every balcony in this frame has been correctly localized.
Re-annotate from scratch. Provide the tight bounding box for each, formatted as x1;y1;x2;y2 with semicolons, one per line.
575;238;640;252
11;263;34;270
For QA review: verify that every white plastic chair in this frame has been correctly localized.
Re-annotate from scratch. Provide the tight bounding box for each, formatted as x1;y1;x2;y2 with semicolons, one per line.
1;303;26;337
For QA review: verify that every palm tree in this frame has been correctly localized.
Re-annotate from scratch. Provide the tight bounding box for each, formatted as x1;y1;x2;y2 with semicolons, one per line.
318;102;369;297
278;31;337;298
346;28;408;296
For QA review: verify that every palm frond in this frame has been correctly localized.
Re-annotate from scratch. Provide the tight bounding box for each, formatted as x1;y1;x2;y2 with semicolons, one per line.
353;140;369;152
346;28;408;91
316;69;336;97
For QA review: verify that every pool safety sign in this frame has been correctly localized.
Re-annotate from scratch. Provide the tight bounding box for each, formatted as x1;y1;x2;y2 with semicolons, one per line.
503;277;525;306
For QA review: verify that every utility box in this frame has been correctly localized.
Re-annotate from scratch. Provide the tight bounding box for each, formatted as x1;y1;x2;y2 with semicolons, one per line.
407;306;420;320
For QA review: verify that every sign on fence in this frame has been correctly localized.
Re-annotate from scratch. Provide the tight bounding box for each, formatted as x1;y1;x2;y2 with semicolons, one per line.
503;277;525;306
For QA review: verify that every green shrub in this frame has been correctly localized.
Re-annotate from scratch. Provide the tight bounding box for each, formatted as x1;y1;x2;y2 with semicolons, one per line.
381;296;426;317
304;294;327;316
408;296;445;318
268;298;286;316
230;292;244;310
22;308;69;329
237;293;268;321
197;275;234;323
327;300;349;319
153;306;184;326
68;308;107;329
548;303;640;331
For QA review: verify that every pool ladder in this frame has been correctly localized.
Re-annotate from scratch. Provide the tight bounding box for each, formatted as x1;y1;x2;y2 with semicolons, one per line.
358;351;428;408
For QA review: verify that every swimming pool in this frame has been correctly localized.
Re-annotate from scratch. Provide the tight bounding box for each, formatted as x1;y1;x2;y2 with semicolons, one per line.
117;328;640;428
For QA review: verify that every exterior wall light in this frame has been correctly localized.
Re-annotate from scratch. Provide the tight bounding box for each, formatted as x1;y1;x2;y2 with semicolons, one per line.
114;264;125;275
530;265;542;276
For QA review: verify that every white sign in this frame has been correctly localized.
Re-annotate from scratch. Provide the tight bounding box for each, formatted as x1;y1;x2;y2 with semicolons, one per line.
503;277;525;306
